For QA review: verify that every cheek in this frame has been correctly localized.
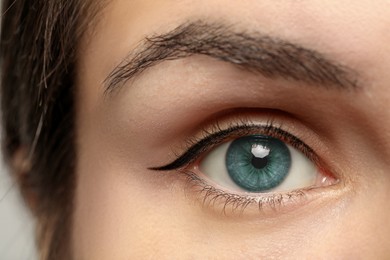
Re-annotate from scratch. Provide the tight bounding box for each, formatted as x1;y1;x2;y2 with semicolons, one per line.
71;126;173;258
72;119;210;258
71;164;171;258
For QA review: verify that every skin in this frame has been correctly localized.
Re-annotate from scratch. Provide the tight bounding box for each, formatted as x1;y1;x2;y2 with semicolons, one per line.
73;0;390;259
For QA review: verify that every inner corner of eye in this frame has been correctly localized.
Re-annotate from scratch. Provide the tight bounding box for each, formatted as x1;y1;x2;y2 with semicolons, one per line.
198;135;321;193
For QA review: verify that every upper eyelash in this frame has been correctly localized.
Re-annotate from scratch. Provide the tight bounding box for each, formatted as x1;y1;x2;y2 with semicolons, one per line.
149;120;318;171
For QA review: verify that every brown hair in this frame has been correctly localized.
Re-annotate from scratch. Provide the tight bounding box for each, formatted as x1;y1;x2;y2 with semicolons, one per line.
1;1;97;258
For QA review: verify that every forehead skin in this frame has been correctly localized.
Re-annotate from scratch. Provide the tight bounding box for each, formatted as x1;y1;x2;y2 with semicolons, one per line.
74;1;390;259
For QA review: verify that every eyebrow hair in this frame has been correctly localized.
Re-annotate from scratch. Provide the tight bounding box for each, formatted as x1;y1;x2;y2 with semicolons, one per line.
104;21;359;94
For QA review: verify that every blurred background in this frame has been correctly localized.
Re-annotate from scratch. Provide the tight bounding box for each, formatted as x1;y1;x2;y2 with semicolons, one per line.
0;159;37;259
1;1;37;259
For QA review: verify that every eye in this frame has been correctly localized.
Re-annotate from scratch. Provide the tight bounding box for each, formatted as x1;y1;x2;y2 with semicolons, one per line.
151;121;337;214
200;135;317;193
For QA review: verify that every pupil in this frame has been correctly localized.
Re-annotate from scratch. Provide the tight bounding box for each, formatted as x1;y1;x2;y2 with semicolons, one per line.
251;156;268;169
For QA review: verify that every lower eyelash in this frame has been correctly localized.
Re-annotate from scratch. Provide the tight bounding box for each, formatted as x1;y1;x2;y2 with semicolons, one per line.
180;169;309;216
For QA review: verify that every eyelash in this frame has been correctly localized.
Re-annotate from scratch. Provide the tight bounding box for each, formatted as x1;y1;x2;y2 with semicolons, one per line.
151;119;331;215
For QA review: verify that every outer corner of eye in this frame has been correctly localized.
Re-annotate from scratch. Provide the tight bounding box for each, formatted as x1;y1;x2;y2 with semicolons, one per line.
199;134;334;194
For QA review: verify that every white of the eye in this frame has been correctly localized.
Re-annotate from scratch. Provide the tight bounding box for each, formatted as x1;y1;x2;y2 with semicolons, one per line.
273;146;316;191
200;142;240;189
200;140;317;193
251;144;270;158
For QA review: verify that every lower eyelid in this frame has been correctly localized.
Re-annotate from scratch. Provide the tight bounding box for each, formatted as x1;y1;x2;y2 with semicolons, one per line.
179;169;340;218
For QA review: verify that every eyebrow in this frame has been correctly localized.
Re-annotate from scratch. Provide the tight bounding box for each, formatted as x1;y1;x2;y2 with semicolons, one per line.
104;21;359;94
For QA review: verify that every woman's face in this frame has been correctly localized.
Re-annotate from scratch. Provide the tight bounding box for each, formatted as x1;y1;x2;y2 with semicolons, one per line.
73;1;390;258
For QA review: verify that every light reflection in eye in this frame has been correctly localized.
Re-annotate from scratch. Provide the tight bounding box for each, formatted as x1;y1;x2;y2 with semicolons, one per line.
200;134;317;193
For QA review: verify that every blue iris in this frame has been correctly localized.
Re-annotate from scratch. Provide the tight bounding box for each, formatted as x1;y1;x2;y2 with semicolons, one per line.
226;135;291;192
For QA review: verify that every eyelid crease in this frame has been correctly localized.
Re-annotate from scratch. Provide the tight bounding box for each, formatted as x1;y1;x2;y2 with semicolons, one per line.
149;120;317;172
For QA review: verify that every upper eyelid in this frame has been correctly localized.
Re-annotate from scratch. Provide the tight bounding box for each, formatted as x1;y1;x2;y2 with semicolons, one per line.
149;123;317;171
